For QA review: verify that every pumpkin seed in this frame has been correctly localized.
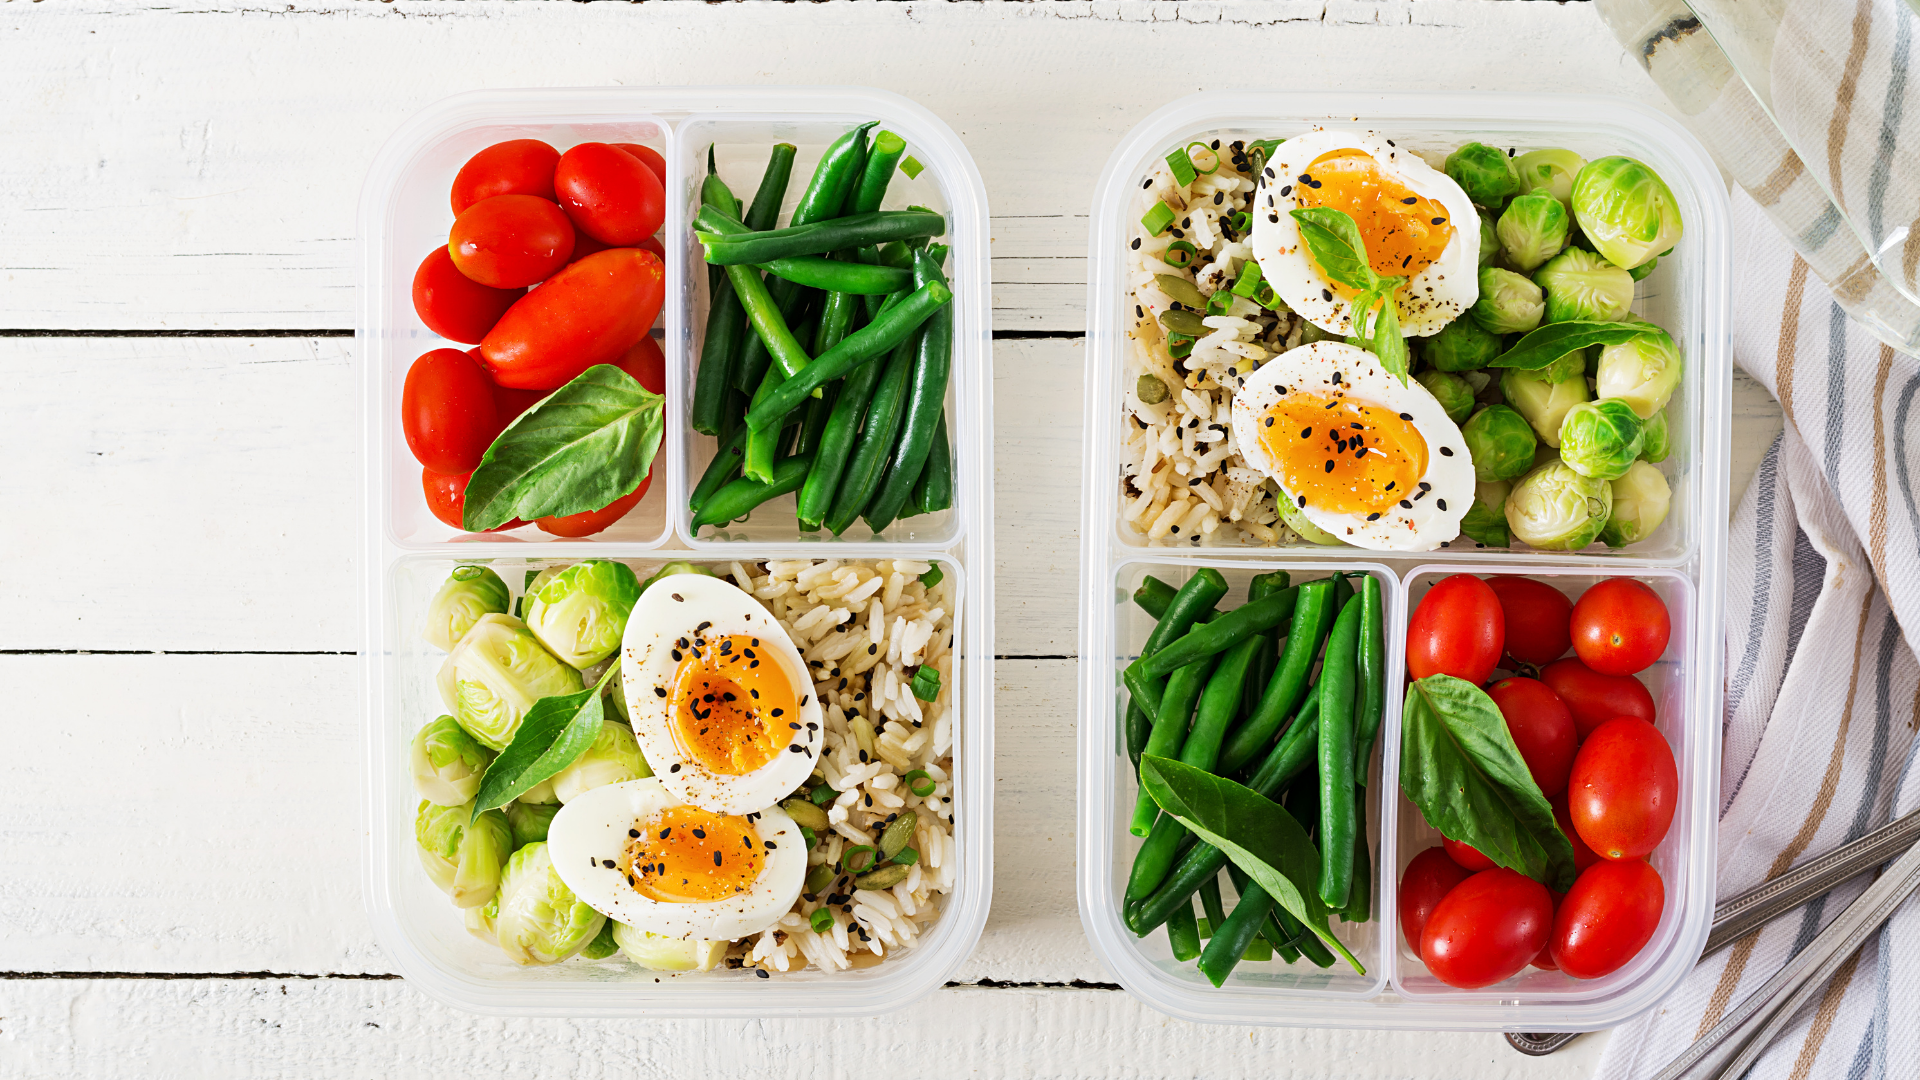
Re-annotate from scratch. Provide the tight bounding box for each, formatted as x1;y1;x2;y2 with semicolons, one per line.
1136;373;1169;405
879;810;919;859
850;714;877;759
1158;308;1209;337
1155;274;1206;308
803;863;835;896
781;798;830;832
855;864;910;890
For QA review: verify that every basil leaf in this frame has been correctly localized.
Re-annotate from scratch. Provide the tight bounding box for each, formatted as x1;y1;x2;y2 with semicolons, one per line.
1289;207;1380;294
1399;675;1576;891
462;364;666;531
1140;754;1365;974
1369;286;1410;384
470;666;616;819
1487;321;1655;370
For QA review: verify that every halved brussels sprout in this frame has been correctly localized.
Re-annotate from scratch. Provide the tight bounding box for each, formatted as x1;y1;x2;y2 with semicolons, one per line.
1422;313;1503;372
437;614;583;750
525;560;642;669
1558;399;1646;480
1478;210;1497;268
415;799;513;909
1535;247;1635;324
1471;267;1545;335
465;894;500;944
550;721;652;803
494;842;606;965
504;800;559;848
424;566;511;652
1639;408;1672;463
1513;148;1588;211
411;715;496;807
1496;193;1569;274
1505;460;1612;550
1416;370;1474;424
1445;142;1521;207
579;919;621;960
1600;461;1672;547
1463;404;1539;481
519;778;560;805
1629;255;1660;282
1500;367;1590;448
1275;489;1346;545
1595;325;1683;419
581;656;630;724
610;921;728;971
1537;349;1588;385
641;560;716;594
1571;156;1684;270
1458;479;1512;547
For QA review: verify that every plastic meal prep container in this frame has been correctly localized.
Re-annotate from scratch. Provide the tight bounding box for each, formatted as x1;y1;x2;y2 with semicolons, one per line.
359;87;993;1017
1078;92;1729;1030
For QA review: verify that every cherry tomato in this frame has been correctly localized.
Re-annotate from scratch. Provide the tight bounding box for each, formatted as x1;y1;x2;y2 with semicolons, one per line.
480;248;666;390
1420;868;1553;989
402;348;501;475
422;469;525;533
611;334;667;394
448;194;575;290
564;230;611;266
1570;579;1671;676
451;139;560;215
411;246;523;344
1551;859;1664;979
535;474;651;537
1488;676;1579;798
1486;577;1573;666
1569;717;1679;861
612;142;668;182
491;382;546;427
1407;574;1505;685
1554;797;1602;873
1442;836;1495;872
1540;657;1658;740
1532;890;1565;970
554;142;666;246
1398;847;1473;955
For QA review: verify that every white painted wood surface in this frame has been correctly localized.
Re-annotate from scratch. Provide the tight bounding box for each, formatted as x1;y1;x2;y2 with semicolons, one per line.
0;1;1783;1076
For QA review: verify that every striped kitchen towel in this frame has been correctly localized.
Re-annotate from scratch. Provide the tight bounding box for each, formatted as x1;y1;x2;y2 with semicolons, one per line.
1595;189;1920;1079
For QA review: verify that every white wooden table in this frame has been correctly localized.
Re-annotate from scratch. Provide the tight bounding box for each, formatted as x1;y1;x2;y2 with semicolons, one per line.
0;2;1781;1076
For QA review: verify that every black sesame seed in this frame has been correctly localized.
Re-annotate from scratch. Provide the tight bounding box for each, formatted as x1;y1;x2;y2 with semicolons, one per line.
654;687;668;698
1279;184;1292;197
1431;217;1446;225
788;744;805;753
1418;482;1431;491
1385;481;1396;491
1130;237;1141;250
1325;460;1335;473
629;829;640;839
602;859;615;869
1401;196;1417;205
1398;412;1413;421
1301;426;1312;438
1297;495;1307;508
1143;178;1153;189
670;763;681;773
1264;416;1274;427
671;593;683;602
713;851;723;866
1350;422;1363;430
1437;498;1448;511
1321;288;1333;302
1367;513;1381;521
1399;500;1413;510
1439;446;1454;456
1331;371;1342;384
1213;192;1224;205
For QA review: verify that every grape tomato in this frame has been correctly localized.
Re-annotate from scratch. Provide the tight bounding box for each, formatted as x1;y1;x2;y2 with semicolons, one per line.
448;194;576;290
450;138;560;214
1420;868;1553;989
411;246;522;344
1407;574;1505;685
1568;717;1678;861
1541;657;1657;740
1398;847;1473;955
1487;676;1578;798
1486;576;1573;666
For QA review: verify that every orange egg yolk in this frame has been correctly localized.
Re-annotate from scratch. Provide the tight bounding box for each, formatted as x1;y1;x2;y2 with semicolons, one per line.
1258;391;1429;517
622;804;764;904
1293;149;1454;289
669;632;798;776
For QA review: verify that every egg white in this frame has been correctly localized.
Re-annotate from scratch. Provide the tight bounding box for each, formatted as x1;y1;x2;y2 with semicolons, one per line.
548;777;806;942
622;573;823;815
1250;130;1479;337
1231;341;1475;551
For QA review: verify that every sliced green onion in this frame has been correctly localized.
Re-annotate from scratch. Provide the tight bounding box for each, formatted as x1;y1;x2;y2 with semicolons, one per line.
1230;210;1252;234
1187;142;1220;175
1168;333;1196;359
810;908;834;933
919;566;944;588
1255;282;1285;311
810;785;839;806
843;845;878;874
910;665;942;702
900;155;924;179
1166;148;1197;187
1206;290;1234;316
1162;240;1199;269
1232;259;1265;298
1141;201;1176;237
904;770;936;798
891;846;920;867
799;825;817;847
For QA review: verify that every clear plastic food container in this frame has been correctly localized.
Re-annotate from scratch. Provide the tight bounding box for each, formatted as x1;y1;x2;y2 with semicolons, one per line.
1078;92;1728;1030
359;87;993;1017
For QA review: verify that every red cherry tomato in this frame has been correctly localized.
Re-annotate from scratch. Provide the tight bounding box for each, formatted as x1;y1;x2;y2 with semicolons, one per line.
535;474;651;537
1570;579;1671;676
1488;677;1579;798
451;139;560;215
1398;847;1473;955
1532;890;1565;970
421;469;525;533
1554;797;1602;873
1420;868;1554;989
564;230;611;266
611;142;667;182
402;348;501;475
1569;717;1679;861
491;383;546;427
1540;657;1658;740
1551;859;1664;979
1407;575;1505;685
1442;836;1495;872
448;194;576;290
480;248;666;390
411;246;523;344
554;142;666;246
1486;577;1573;666
611;334;667;394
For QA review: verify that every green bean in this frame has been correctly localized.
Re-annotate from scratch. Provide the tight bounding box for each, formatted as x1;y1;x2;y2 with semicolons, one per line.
1123;809;1196;906
813;288;863;356
1217;579;1336;775
1343;795;1371;924
911;411;953;515
745;282;950;433
1330;572;1354;616
1130;647;1222;835
795;381;838;458
1274;904;1335;968
1137;587;1298;679
692;162;753;436
742;359;789;484
1198;875;1227;938
763;256;912;295
1133;576;1178;621
698;211;947;265
1317;594;1362;910
823;329;919;535
1260;910;1302;964
1355;574;1386;779
1125;701;1152;770
744;143;798;231
1201;867;1276;986
1166;899;1203;962
689;426;749;517
1181;634;1263;773
851;131;907;214
1125;569;1228;721
1243;572;1291;717
792;122;877;227
863;248;953;531
725;263;813;385
795;347;886;532
689;453;813;530
873;241;917;270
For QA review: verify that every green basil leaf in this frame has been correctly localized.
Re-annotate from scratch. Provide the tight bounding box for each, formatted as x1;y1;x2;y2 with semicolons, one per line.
462;364;666;531
1289;207;1381;295
1140;754;1365;974
470;667;616;819
1487;321;1655;370
1399;675;1576;891
1369;286;1410;385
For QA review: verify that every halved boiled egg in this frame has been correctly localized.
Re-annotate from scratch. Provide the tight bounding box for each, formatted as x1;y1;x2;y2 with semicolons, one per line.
621;572;823;815
1251;130;1479;337
1231;341;1474;551
548;777;805;941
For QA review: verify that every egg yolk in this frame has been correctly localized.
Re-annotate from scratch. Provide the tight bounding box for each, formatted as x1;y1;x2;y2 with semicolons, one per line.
622;804;764;904
1258;391;1428;517
669;632;798;776
1293;149;1454;286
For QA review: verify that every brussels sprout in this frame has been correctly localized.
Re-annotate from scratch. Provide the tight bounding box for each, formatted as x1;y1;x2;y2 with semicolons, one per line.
1629;254;1659;282
1298;320;1336;345
465;894;500;944
415;799;513;909
1500;367;1590;448
504;800;559;848
525;560;642;669
1571;156;1684;270
411;715;497;807
437;614;583;750
1471;267;1545;335
1463;404;1539;481
1445;142;1521;207
1537;349;1587;386
1595;325;1683;419
1600;461;1672;547
517;566;565;619
520;778;560;805
1460;369;1492;396
1639;408;1672;463
424;566;511;652
641;560;716;594
581;656;630;724
550;721;652;803
1275;490;1345;545
1478;210;1497;268
579;919;621;960
1505;460;1612;550
610;921;728;972
1535;247;1635;324
1513;148;1588;211
1557;399;1646;480
1458;480;1512;547
494;842;606;965
1496;193;1570;274
1416;370;1474;423
1422;314;1503;372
